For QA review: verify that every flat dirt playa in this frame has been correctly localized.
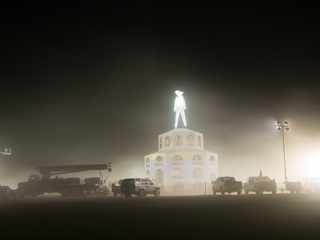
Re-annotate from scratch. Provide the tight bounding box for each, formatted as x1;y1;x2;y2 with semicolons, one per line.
1;194;320;239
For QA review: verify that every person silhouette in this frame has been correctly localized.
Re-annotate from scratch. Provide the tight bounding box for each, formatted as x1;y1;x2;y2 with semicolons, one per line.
174;90;187;128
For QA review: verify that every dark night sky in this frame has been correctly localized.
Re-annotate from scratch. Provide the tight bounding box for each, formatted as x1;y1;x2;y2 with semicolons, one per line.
1;1;319;187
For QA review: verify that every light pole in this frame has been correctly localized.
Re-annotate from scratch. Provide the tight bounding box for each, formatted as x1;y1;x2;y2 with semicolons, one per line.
276;121;289;184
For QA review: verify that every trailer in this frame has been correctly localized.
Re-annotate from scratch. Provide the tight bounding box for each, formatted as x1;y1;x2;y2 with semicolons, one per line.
18;163;112;198
278;181;302;194
285;181;302;194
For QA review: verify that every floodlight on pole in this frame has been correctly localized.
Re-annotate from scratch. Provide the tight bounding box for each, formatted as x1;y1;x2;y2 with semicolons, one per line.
0;148;11;156
276;121;289;184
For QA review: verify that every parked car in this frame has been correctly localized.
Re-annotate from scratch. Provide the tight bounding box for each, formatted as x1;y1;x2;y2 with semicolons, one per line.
121;178;160;198
0;186;19;199
243;176;277;194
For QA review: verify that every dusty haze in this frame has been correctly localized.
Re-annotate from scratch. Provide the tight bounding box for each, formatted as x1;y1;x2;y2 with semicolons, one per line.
1;2;319;188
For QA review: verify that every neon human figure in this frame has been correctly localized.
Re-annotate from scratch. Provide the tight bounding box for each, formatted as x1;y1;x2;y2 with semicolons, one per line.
174;90;187;128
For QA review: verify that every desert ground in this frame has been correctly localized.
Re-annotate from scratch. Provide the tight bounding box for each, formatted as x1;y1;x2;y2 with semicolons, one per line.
1;193;320;240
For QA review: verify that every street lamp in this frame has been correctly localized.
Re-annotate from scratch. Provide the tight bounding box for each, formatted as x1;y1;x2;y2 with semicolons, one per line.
276;121;289;184
0;148;11;156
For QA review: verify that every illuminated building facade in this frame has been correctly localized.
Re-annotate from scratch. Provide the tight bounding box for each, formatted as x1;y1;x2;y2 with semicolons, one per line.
144;128;219;192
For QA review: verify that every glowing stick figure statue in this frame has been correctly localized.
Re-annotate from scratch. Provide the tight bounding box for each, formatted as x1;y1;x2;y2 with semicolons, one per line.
174;90;187;128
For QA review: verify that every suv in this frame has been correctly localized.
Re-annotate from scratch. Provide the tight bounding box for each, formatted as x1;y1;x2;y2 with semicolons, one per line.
121;178;160;198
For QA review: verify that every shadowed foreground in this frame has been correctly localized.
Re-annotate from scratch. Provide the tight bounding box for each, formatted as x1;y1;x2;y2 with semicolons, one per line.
1;194;320;239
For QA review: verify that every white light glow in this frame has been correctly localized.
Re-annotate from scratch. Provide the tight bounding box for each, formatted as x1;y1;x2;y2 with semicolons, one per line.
174;90;187;128
287;141;320;180
305;158;320;178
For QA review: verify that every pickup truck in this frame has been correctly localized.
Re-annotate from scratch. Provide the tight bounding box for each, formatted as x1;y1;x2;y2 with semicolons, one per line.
212;176;242;195
243;176;277;194
111;179;123;197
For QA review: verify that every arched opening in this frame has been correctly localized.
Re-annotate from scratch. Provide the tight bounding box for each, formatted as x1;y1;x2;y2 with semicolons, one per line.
172;168;184;179
155;156;163;166
172;155;183;165
173;155;183;161
155;169;163;186
156;156;163;162
187;135;194;146
175;135;182;146
192;155;203;165
193;168;203;174
192;155;203;161
193;168;203;178
146;170;150;178
197;136;202;147
165;136;171;147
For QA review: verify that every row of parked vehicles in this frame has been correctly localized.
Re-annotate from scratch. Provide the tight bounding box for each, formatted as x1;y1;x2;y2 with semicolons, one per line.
0;177;111;199
0;159;161;199
212;175;320;195
0;185;19;199
0;161;162;199
112;175;314;198
0;177;160;199
1;163;113;199
113;174;315;197
2;163;319;199
2;174;319;199
111;174;320;197
212;175;277;195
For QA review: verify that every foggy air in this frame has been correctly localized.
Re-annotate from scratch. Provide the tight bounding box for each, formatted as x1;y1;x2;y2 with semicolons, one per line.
1;2;320;239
